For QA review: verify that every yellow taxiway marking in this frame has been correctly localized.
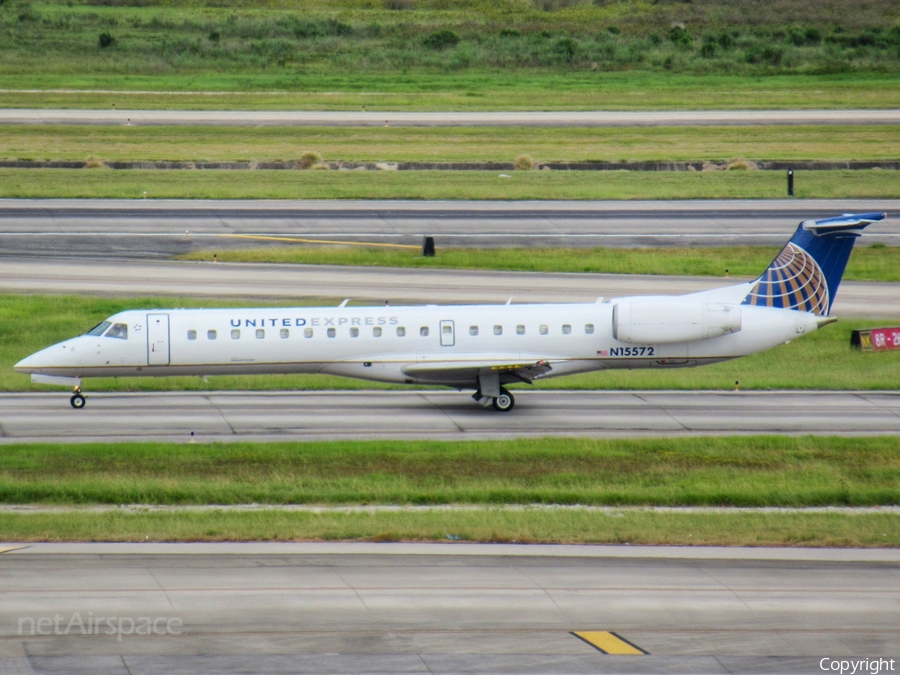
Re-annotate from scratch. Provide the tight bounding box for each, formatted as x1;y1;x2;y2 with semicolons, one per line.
572;631;648;655
0;545;28;554
222;234;421;250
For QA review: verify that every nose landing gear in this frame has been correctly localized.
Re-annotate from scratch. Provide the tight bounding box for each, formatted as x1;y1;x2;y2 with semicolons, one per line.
70;387;86;409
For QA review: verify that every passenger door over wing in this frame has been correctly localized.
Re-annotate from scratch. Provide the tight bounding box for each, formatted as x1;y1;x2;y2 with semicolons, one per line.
440;320;455;347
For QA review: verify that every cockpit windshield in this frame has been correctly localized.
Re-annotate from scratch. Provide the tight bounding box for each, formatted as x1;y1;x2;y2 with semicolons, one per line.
85;321;111;336
105;323;128;340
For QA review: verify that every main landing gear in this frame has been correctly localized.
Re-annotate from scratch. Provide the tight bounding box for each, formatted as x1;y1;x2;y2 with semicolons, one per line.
473;387;515;412
70;387;86;409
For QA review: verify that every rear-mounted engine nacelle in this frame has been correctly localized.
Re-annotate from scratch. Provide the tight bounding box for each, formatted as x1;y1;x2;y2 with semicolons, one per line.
613;301;742;345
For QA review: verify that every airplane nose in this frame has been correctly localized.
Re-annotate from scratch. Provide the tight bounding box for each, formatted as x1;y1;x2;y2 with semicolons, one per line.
14;344;63;373
14;352;42;373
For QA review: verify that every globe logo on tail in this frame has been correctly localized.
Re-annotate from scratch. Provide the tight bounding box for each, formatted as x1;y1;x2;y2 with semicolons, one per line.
742;242;829;316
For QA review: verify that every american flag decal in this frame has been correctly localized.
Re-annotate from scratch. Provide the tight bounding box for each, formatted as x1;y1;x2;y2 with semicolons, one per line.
597;350;608;356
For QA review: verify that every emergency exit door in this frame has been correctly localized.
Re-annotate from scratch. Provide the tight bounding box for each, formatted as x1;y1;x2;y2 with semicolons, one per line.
440;320;455;347
147;313;170;366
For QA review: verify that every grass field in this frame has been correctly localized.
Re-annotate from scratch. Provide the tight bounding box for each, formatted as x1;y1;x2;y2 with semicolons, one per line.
4;73;900;111
4;294;899;392
3;436;897;507
181;244;900;282
1;509;896;546
1;1;899;102
2;169;898;200
4;124;899;164
1;436;897;545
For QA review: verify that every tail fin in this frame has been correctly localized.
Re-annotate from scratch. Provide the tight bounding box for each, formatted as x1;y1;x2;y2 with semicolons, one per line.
741;212;885;316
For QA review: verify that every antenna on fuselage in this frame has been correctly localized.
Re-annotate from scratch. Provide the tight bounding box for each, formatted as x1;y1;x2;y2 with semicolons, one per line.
339;299;350;308
505;297;513;305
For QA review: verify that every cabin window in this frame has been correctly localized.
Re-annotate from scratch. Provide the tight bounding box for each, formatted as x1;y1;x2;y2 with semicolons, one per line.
585;323;595;334
85;321;111;337
420;326;429;337
187;330;197;340
304;327;313;338
562;324;572;335
231;329;241;340
105;323;128;340
396;326;406;337
539;324;548;335
373;326;382;337
443;324;452;335
207;330;217;340
350;327;359;338
327;327;336;338
280;328;289;339
256;328;265;339
493;325;503;336
516;325;525;335
469;325;478;336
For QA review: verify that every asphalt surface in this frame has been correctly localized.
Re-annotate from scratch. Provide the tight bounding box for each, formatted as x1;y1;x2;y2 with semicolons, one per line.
3;108;900;126
2;198;898;254
4;391;900;442
3;256;898;317
0;544;897;675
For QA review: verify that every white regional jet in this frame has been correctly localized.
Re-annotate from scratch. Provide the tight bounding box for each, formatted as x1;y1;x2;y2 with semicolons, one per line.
15;212;885;411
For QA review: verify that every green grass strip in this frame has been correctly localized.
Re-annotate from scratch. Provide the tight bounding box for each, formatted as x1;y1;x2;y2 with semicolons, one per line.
4;124;899;163
1;436;898;507
1;509;897;547
3;295;899;392
181;244;900;282
4;73;900;111
0;169;898;200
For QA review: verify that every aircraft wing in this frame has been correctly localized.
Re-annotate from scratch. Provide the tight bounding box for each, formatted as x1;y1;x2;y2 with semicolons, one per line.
402;358;553;384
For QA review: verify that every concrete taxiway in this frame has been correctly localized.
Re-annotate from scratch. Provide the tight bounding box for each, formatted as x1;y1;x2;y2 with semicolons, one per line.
2;256;898;318
1;199;898;254
3;391;900;443
3;108;900;126
0;543;897;675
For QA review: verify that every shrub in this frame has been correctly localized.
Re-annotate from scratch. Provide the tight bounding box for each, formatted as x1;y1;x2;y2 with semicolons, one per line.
326;19;352;36
423;29;460;50
298;151;322;169
648;32;661;46
553;36;577;62
514;155;535;170
384;0;414;8
499;28;520;38
607;26;620;35
668;26;692;47
717;32;733;49
788;26;821;46
208;30;220;42
746;45;782;65
98;32;115;48
700;42;716;58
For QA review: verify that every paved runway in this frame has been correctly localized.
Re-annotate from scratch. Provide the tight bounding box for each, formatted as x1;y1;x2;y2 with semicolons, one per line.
0;543;897;675
1;199;897;254
3;108;900;126
3;256;898;317
4;391;900;442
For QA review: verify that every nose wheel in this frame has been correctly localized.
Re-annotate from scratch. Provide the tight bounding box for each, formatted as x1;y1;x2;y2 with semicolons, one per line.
70;389;86;409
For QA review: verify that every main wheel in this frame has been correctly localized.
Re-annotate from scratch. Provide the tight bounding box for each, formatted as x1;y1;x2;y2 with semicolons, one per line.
70;393;86;409
492;388;515;412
